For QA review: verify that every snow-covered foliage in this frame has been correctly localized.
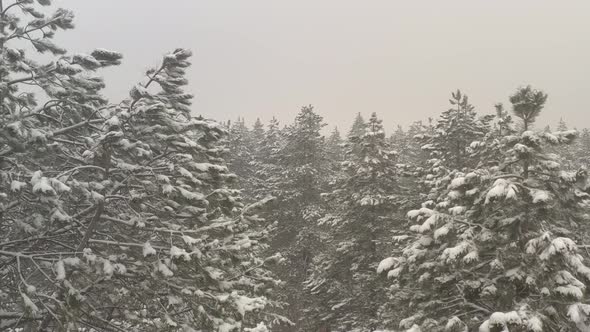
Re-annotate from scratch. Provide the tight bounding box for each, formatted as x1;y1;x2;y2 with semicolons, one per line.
304;113;401;331
3;3;590;330
417;90;490;170
380;87;590;331
0;3;285;330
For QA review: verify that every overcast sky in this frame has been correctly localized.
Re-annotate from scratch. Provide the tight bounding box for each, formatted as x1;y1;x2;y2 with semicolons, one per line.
54;0;590;133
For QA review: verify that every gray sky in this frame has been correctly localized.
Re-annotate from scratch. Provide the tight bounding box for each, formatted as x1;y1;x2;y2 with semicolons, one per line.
55;0;590;133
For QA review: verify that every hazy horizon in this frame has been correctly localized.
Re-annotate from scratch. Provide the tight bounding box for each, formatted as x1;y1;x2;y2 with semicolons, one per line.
55;0;590;133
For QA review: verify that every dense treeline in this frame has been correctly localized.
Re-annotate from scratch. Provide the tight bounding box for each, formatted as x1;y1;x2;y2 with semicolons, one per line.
2;1;590;332
226;90;590;331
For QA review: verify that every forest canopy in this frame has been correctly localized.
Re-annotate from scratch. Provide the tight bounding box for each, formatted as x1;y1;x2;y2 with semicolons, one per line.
2;1;590;332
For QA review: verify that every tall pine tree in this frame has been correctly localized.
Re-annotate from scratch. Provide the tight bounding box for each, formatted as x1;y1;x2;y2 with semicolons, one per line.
380;87;590;331
306;113;401;331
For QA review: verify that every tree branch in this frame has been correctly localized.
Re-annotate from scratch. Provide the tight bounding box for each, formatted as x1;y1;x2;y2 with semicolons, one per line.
76;201;105;252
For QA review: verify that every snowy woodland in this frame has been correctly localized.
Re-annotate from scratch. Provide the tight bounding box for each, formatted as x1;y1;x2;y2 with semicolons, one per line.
2;1;590;332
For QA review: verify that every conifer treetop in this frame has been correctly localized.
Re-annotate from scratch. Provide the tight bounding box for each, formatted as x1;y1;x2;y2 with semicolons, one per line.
509;85;548;131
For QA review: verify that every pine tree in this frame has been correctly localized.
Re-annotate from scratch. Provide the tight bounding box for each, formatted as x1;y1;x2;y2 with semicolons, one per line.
0;2;285;329
0;1;120;156
509;85;548;131
227;117;254;190
389;125;408;160
326;126;345;163
348;112;366;141
469;103;515;170
265;116;281;148
254;117;283;198
420;90;489;170
262;116;282;166
380;87;590;331
346;112;367;158
0;2;122;329
277;105;328;208
576;129;590;167
402;120;434;172
557;118;568;132
249;118;265;163
237;117;267;199
305;112;401;331
265;105;329;330
492;103;515;138
549;118;579;170
87;49;285;331
252;118;265;147
414;91;492;227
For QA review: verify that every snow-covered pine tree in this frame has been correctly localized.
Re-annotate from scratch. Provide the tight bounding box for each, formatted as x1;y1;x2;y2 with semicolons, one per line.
326;126;345;163
509;85;547;132
305;112;401;331
276;105;328;211
389;125;409;159
67;48;286;331
379;86;590;331
348;112;366;141
0;2;286;328
325;126;347;194
548;117;579;170
468;103;515;170
347;112;367;157
557;118;568;132
2;46;285;330
264;105;329;329
0;1;122;329
251;118;265;151
414;91;492;219
227;117;254;190
248;116;284;201
263;116;282;160
387;121;437;218
242;117;269;200
0;0;121;156
575;129;590;167
420;90;489;170
492;103;515;138
398;120;434;174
